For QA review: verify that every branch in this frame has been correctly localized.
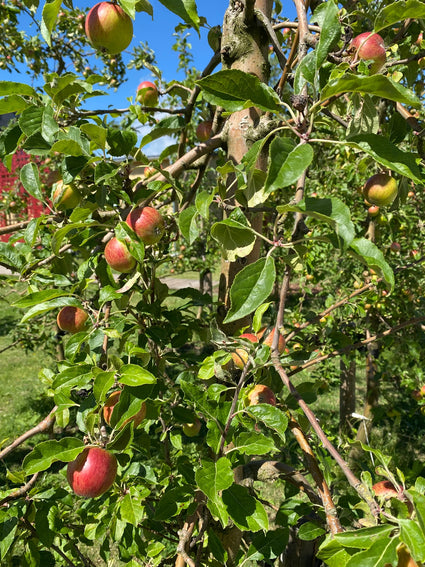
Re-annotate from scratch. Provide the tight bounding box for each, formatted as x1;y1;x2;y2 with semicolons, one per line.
241;459;321;505
23;243;73;274
274;21;321;33
255;9;287;69
22;517;77;567
0;406;57;460
0;473;39;506
0;217;53;237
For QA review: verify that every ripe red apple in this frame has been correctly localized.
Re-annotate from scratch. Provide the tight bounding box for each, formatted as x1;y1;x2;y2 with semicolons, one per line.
103;391;146;428
262;328;286;353
362;173;398;207
247;384;276;406
232;333;258;370
390;242;401;252
144;166;156;178
52;181;81;211
368;205;380;217
182;418;201;437
196;120;213;142
104;237;136;273
126;206;165;245
372;480;400;499
67;447;117;498
85;2;133;54
136;81;158;106
57;306;89;334
350;31;386;73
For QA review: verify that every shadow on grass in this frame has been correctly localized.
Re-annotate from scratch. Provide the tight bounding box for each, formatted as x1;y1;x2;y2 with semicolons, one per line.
0;314;19;336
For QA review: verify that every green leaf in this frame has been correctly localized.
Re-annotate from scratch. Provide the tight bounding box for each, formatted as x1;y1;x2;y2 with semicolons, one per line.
179;206;200;244
211;216;256;262
277;197;355;249
119;492;145;526
411;490;425;535
246;404;288;442
119;364;157;387
154;486;193;521
20;162;44;202
107;128;138;157
334;525;394;549
350;238;394;289
157;0;200;31
93;371;115;403
298;521;326;541
0;82;37;97
23;438;85;475
0;95;30;114
252;302;272;334
135;0;153;15
119;0;137;18
20;297;83;323
19;107;43;137
345;536;398;567
233;431;276;456
399;519;425;563
375;0;425;32
81;124;107;151
321;74;421;108
265;141;314;193
222;484;269;532
14;289;69;308
313;0;341;69
40;0;62;46
195;190;214;219
224;257;276;324
347;133;422;183
139;115;185;147
197;69;281;113
0;511;19;560
195;458;234;502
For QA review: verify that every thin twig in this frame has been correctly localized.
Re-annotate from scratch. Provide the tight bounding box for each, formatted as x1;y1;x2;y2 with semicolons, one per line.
0;473;39;506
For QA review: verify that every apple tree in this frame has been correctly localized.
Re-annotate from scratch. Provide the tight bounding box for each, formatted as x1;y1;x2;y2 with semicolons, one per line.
0;0;425;566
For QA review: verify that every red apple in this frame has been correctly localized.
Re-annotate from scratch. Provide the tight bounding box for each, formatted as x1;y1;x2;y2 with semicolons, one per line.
368;205;380;217
126;206;165;245
67;447;117;498
372;480;400;499
52;181;81;211
350;31;386;73
144;166;156;178
136;81;159;106
247;384;276;406
182;418;201;437
103;390;146;428
362;173;398;207
390;242;401;252
196;120;213;142
85;2;133;54
104;237;136;273
262;328;286;353
232;333;258;370
57;306;89;334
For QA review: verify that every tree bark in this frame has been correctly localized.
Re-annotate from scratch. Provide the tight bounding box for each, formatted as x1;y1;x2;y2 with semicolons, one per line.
339;355;357;435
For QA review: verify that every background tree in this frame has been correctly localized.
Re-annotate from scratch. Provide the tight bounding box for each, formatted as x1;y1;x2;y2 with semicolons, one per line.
0;0;425;566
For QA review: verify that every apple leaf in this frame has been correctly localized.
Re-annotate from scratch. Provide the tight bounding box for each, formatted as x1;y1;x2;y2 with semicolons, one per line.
349;238;394;289
245;529;290;563
119;364;157;387
347;134;422;183
334;525;394;549
23;438;85;475
211;217;256;262
313;0;341;70
179;206;200;244
321;74;421;109
119;492;145;526
375;0;425;32
399;519;425;563
246;404;288;442
157;0;200;31
222;484;269;532
277;197;355;249
139;115;185;147
20;297;83;323
343;536;398;567
40;0;63;46
93;371;115;403
0;82;37;97
265;141;314;194
0;95;31;114
14;289;69;308
20;163;43;202
196;458;234;501
232;431;277;456
197;70;281;113
81;124;107;151
154;486;194;521
224;257;276;324
135;0;153;16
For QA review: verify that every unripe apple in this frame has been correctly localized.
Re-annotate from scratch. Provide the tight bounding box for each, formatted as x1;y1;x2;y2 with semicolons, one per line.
103;390;146;428
67;447;117;498
57;306;89;334
231;333;258;369
104;237;136;273
144;166;156;178
182;418;201;437
85;2;133;54
362;173;398;207
136;81;159;106
262;328;286;353
350;32;386;73
52;180;81;211
247;384;276;406
196;120;213;142
126;206;165;245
